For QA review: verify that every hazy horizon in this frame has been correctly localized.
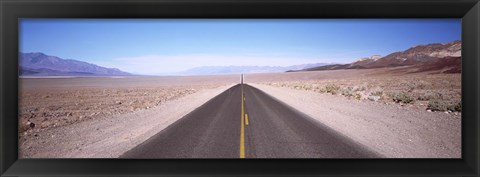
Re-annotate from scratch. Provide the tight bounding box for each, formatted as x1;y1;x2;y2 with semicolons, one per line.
20;19;461;75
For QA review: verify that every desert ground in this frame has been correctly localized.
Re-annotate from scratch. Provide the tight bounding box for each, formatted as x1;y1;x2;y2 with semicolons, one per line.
19;75;238;157
19;67;461;158
246;67;461;113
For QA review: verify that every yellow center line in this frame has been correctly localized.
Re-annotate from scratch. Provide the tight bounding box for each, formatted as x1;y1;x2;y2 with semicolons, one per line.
240;84;245;158
245;113;249;125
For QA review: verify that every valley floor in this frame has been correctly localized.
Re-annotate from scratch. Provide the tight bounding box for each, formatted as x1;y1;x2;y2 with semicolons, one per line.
18;68;461;158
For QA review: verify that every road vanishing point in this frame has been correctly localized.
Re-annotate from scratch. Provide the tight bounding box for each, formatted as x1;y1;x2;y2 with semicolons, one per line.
121;82;381;158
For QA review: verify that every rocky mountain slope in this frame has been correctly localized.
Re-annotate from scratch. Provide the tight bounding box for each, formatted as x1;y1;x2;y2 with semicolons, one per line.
299;40;461;73
20;52;131;76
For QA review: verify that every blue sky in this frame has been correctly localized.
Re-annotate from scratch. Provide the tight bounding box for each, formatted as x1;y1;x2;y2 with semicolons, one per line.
20;19;461;75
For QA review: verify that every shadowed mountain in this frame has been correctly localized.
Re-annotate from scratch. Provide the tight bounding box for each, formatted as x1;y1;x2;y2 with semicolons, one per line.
389;56;461;74
20;52;131;76
296;40;461;74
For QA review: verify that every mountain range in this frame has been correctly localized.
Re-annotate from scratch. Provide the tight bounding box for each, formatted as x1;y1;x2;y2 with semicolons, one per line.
297;40;461;73
20;40;461;76
19;52;131;76
177;63;332;76
19;52;332;76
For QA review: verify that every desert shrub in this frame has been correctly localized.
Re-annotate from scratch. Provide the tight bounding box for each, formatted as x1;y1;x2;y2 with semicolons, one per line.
403;82;416;92
302;84;312;90
341;89;353;97
319;87;327;93
324;84;341;95
370;90;383;97
336;87;362;99
353;93;362;100
404;81;426;91
417;92;443;101
351;86;366;92
427;100;449;111
392;91;415;104
447;102;462;112
417;95;428;101
369;86;384;97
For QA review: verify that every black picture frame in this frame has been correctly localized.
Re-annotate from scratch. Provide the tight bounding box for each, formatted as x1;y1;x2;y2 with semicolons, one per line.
1;0;479;176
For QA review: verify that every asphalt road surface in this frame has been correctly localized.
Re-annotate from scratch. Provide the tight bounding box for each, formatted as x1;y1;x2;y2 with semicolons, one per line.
121;84;381;158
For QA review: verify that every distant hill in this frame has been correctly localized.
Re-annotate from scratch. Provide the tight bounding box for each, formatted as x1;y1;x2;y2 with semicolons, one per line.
178;63;332;76
296;40;461;73
19;52;131;76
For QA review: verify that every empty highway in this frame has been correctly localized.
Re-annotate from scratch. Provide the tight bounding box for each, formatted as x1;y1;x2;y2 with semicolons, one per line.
121;84;381;158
